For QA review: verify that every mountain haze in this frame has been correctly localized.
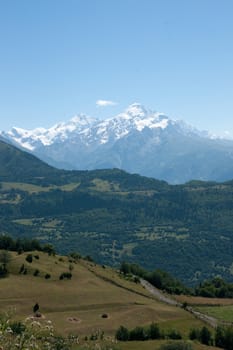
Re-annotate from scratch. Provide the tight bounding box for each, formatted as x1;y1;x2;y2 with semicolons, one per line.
2;104;233;184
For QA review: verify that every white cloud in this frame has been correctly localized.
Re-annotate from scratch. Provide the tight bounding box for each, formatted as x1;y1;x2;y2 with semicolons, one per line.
96;99;117;107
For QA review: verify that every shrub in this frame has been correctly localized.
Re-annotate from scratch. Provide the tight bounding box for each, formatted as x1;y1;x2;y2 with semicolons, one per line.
43;244;55;256
200;326;212;345
10;321;26;334
189;328;200;340
45;273;51;279
148;322;161;339
215;325;233;350
134;276;140;283
115;326;130;341
59;272;72;280
129;326;147;341
33;269;40;276
167;329;182;340
25;254;33;263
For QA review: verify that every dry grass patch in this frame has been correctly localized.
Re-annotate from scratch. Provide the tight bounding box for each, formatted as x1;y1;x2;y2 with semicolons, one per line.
0;252;218;339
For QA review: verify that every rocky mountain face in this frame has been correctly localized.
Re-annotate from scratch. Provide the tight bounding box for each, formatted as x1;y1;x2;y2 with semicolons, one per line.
2;103;233;184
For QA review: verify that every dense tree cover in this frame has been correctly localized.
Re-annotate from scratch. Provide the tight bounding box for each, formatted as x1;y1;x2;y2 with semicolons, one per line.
195;277;233;298
120;262;233;298
120;262;191;295
0;234;55;255
2;140;233;284
2;176;233;285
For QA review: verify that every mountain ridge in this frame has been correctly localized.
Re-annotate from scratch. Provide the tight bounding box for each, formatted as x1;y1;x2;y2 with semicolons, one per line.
2;103;233;184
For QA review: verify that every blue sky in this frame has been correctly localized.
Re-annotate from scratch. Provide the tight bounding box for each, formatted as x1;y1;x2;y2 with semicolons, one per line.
1;0;233;137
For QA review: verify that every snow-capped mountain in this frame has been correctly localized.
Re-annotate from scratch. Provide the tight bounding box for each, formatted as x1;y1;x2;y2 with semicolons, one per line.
2;103;233;184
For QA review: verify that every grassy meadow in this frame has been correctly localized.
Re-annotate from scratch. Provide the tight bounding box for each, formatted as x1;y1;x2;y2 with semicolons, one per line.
0;250;223;349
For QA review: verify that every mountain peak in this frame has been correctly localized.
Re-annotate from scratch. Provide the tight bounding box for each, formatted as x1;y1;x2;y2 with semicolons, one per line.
125;103;148;117
2;104;233;184
70;113;96;125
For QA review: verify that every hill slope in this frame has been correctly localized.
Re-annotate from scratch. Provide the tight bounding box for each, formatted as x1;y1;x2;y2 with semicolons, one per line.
2;250;207;340
1;140;233;285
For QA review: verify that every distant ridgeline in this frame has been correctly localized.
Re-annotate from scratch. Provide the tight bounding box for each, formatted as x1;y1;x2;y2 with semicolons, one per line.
1;139;233;285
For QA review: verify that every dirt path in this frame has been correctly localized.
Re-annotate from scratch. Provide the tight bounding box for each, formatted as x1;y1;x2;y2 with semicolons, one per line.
140;278;218;328
140;279;181;307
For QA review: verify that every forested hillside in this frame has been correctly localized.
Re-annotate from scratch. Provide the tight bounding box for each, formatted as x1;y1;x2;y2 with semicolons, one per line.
1;140;233;285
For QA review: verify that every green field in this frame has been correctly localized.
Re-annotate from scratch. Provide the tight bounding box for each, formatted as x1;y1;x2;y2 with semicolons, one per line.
196;305;233;323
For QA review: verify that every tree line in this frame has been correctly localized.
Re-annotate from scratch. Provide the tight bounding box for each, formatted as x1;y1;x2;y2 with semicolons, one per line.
120;261;233;298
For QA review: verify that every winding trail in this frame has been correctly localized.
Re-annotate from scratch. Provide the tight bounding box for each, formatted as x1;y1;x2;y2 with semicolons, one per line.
140;279;181;307
140;278;218;328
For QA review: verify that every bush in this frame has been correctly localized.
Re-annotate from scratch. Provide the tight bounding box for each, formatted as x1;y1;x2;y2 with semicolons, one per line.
189;328;200;340
129;326;147;341
215;325;233;350
189;326;212;345
115;326;129;341
25;254;33;263
43;244;55;256
45;273;51;279
200;326;212;345
33;269;39;276
116;323;166;342
148;322;161;339
59;272;72;280
10;321;26;334
160;341;193;350
167;329;182;340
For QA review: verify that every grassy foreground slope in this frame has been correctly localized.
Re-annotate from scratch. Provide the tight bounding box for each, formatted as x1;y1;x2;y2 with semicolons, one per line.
0;250;220;350
0;251;208;336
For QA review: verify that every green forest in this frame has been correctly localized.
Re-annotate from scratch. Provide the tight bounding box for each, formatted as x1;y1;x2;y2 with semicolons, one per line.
1;140;233;286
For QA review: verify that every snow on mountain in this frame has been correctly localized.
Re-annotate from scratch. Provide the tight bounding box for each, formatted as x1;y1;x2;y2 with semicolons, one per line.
2;114;97;150
2;103;233;184
1;103;202;150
